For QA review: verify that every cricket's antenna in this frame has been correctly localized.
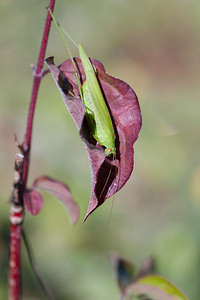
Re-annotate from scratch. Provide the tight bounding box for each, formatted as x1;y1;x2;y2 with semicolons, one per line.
48;9;77;65
99;152;118;258
49;9;83;100
60;26;79;49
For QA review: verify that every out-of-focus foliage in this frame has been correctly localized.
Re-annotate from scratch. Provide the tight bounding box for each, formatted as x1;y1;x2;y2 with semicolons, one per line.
0;0;200;299
127;274;188;300
110;254;188;299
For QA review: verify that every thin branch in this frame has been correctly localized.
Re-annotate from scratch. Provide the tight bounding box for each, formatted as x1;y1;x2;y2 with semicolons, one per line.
23;0;55;185
9;1;56;299
9;153;24;300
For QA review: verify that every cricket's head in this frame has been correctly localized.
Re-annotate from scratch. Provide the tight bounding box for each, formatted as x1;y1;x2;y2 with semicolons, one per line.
105;147;116;157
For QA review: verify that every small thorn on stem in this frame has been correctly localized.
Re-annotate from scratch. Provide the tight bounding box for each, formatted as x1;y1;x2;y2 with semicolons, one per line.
32;68;44;78
30;64;50;78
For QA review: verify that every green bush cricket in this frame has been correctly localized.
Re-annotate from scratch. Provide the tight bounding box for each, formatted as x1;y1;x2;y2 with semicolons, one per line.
49;9;116;158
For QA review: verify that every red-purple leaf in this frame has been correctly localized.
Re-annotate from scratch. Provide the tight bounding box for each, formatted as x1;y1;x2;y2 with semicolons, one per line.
46;56;142;221
33;176;79;224
23;189;44;215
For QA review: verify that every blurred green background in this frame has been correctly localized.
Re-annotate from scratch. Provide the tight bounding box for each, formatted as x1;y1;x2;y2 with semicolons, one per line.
1;0;200;299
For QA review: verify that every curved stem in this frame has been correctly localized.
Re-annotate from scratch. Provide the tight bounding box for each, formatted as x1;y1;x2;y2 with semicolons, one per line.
9;1;56;299
23;0;55;185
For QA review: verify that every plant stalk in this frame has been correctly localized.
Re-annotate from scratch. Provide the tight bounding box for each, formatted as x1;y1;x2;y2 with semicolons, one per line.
9;1;56;299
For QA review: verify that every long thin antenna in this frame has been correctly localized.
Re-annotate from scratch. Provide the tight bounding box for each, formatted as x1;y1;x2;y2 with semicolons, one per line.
48;9;76;66
60;27;79;49
49;9;83;100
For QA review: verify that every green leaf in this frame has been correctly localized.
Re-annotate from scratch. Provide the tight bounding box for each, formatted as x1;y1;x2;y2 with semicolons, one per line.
126;275;189;300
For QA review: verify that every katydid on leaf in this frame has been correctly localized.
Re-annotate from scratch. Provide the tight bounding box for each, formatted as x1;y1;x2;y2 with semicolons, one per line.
46;10;142;220
49;9;116;158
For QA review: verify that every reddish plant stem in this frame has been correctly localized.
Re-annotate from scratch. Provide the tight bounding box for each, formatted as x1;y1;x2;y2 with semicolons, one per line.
9;1;56;299
9;209;24;300
23;0;55;184
9;154;24;300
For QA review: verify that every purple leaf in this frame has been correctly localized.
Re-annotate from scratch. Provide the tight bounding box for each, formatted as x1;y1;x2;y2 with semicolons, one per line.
33;176;79;224
23;189;44;216
46;56;142;221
